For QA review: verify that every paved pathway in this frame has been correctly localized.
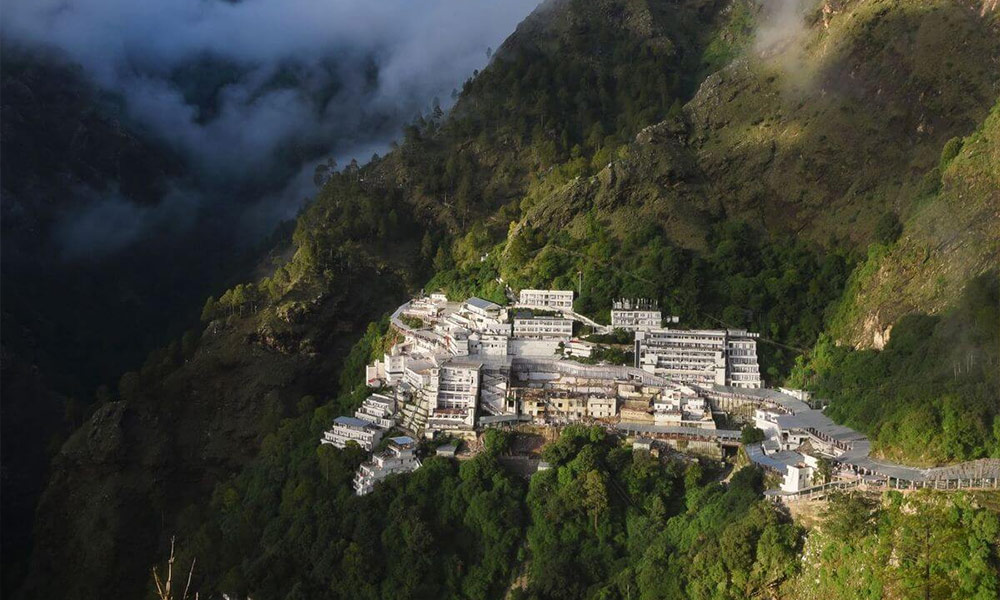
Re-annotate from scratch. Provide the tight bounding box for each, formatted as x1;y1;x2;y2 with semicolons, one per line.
704;385;1000;486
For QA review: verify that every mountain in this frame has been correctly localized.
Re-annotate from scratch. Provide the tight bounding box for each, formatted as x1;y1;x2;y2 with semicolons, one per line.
788;101;1000;465
1;51;194;591
0;22;487;590
12;0;1000;598
0;48;293;591
832;99;1000;349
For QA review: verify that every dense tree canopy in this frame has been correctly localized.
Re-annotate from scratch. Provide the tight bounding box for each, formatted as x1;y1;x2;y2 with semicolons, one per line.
428;219;851;381
792;273;1000;464
789;491;1000;600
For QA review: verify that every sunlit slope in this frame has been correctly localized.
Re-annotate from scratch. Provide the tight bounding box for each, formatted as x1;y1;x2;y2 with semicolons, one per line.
832;100;1000;348
516;0;999;250
690;0;999;242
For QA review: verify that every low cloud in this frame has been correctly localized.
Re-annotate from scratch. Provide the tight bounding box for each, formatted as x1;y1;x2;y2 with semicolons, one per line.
754;0;816;56
52;186;202;261
4;0;539;252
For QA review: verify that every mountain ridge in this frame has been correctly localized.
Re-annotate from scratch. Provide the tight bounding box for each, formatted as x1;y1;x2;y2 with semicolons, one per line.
13;1;1000;597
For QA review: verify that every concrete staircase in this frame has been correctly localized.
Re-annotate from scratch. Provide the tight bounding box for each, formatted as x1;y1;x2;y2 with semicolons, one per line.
399;390;432;434
480;367;510;416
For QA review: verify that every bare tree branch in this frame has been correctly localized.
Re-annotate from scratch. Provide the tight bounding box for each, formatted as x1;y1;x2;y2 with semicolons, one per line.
152;534;197;600
182;557;197;600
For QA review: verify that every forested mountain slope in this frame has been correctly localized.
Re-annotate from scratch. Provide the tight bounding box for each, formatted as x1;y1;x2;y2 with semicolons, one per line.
16;1;1000;598
832;99;1000;349
789;104;1000;465
0;49;302;591
1;51;207;592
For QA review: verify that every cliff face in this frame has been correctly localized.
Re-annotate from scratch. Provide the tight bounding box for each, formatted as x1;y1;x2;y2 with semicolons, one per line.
832;100;1000;349
16;1;1000;597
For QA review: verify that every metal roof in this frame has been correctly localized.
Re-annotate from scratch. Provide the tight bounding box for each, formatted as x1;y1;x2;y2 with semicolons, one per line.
466;297;501;311
745;445;800;474
334;416;375;428
479;414;530;424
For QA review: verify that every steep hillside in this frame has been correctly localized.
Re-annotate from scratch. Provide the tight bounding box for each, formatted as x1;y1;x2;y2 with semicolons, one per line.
792;273;999;465
1;51;186;592
18;259;414;600
431;0;999;374
0;49;296;593
833;100;1000;349
15;2;740;596
787;490;1000;599
16;1;1000;598
784;63;1000;466
689;0;1000;243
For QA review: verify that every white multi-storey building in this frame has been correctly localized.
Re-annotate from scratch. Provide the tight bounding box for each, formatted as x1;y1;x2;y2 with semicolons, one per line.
652;387;716;429
321;416;383;451
518;289;574;311
353;436;422;495
354;393;397;429
610;299;662;331
463;297;502;319
428;358;481;430
513;317;573;340
635;329;728;386
470;333;509;356
634;328;762;388
438;323;471;356
726;334;762;388
456;298;509;337
366;350;408;387
403;359;436;390
405;296;446;319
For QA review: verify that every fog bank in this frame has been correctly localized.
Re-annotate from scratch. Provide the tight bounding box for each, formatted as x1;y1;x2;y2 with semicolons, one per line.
4;0;539;252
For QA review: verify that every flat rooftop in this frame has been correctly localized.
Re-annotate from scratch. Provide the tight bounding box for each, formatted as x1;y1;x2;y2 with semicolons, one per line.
775;411;868;444
334;416;376;428
466;297;501;311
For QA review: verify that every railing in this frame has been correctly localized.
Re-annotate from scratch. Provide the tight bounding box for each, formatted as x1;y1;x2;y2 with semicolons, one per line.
772;472;1000;503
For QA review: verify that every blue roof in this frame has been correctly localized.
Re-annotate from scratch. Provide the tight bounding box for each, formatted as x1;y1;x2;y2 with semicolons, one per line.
466;297;500;311
390;435;416;445
334;416;373;428
745;445;803;474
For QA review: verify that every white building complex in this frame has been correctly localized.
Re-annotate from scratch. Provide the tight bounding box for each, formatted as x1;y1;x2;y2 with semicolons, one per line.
634;328;761;388
353;436;422;495
325;289;769;494
323;291;998;499
355;291;767;437
518;289;574;311
610;299;662;331
354;393;397;429
321;416;383;451
428;358;481;430
513;316;573;340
